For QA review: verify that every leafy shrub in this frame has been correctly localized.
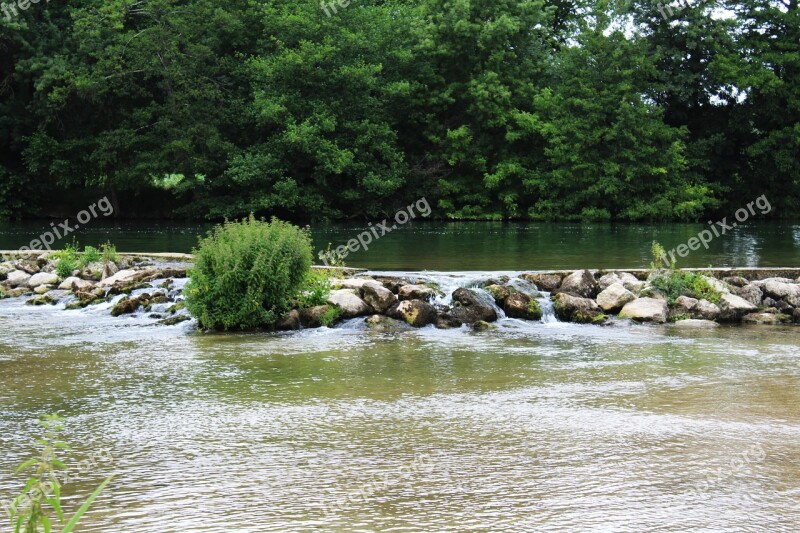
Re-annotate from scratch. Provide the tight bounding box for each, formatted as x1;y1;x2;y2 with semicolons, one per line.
185;215;313;330
53;243;79;278
648;271;722;305
80;246;102;268
100;242;120;264
296;269;331;308
320;306;342;327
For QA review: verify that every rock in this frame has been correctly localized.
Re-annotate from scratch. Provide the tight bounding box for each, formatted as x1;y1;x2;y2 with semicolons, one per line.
775;300;793;312
619;298;669;324
327;290;372;318
97;269;139;287
597;272;644;293
387;299;437;327
435;313;463;329
101;261;119;280
398;284;437;302
470;321;496;332
167;302;186;314
794;308;800;324
3;287;27;298
597;273;622;291
673;295;699;315
672;319;719;328
365;314;405;330
58;276;82;290
360;284;397;313
742;312;790;325
520;273;562;292
26;294;56;306
158;315;191;326
735;284;764;307
300;305;336;328
503;292;542;320
111;296;144;316
334;278;381;291
451;288;498;323
693;299;721;321
33;285;51;295
723;276;749;288
276;309;301;331
763;297;778;308
484;284;511;305
596;283;636;313
27;272;59;288
557;270;599;298
760;279;800;307
6;270;31;288
700;275;729;294
553;293;606;324
718;293;758;322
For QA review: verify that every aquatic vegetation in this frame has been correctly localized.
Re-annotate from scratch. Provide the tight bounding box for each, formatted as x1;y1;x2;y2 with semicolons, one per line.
185;215;313;330
8;414;113;533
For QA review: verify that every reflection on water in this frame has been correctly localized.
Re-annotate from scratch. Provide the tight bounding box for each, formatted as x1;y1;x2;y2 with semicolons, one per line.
0;296;799;531
1;220;799;269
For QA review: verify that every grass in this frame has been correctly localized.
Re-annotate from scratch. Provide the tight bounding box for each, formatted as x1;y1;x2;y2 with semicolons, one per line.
320;306;342;327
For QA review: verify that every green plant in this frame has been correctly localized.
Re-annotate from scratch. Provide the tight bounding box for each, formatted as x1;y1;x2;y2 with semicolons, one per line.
52;244;79;278
296;270;331;308
320;306;342;327
649;271;722;305
9;414;114;533
650;240;674;271
79;246;102;269
100;242;119;264
185;215;313;330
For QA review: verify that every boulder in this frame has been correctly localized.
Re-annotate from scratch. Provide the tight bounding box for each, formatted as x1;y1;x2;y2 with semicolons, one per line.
6;270;31;288
435;312;463;329
597;273;621;291
365;314;405;330
735;284;764;307
276;309;301;331
300;305;336;328
673;295;699;315
398;284;437;302
334;278;381;291
759;279;800;307
58;276;82;290
451;288;498;323
553;293;606;324
794;308;800;324
693;299;721;321
387;300;437;327
619;298;669;324
28;272;59;288
672;319;719;328
598;272;645;294
33;285;51;295
718;293;758;322
484;284;511;305
26;294;56;306
97;269;140;287
742;312;790;325
557;270;599;298
101;261;119;280
503;292;542;320
327;290;372;318
596;283;636;313
520;273;562;292
111;296;146;316
360;284;397;313
723;276;748;288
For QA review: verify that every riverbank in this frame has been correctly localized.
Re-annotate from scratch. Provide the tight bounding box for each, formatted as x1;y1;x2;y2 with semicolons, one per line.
1;252;798;330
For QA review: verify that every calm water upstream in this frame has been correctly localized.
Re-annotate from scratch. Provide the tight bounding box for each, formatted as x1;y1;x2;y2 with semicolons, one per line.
1;220;799;269
1;223;799;531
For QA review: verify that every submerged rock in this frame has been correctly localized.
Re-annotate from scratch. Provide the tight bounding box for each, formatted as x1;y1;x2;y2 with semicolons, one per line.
111;296;145;316
672;319;719;328
553;293;606;324
470;321;496;332
387;299;437;327
26;294;56;306
451;288;498;323
619;298;669;324
557;270;599;299
484;284;512;305
434;312;463;329
158;315;191;326
742;312;790;325
596;283;636;313
503;292;542;320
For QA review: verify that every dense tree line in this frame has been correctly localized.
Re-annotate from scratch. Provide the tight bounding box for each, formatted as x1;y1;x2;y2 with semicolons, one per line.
0;0;797;221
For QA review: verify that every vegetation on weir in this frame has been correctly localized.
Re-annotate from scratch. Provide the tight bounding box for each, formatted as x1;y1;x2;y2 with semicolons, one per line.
1;0;798;222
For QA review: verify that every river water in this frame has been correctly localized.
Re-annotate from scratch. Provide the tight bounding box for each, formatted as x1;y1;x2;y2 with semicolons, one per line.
1;261;799;531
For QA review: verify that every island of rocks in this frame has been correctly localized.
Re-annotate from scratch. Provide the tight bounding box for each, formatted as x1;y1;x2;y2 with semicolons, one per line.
1;251;799;330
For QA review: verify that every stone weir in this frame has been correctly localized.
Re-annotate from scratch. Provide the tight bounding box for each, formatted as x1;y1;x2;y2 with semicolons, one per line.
1;250;799;330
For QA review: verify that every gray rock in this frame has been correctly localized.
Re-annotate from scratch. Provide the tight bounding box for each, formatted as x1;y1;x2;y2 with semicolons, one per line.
520;273;562;292
97;269;139;287
397;284;437;302
6;270;31;288
735;284;764;307
360;284;397;313
58;276;82;290
619;298;669;324
387;300;437;327
596;283;636;313
504;292;542;320
557;270;599;298
760;279;800;307
723;276;749;288
597;273;622;291
327;290;372;318
718;293;758;322
365;314;405;330
553;293;606;323
334;278;382;291
673;295;699;314
28;272;59;288
742;312;789;325
33;285;51;295
276;309;301;331
693;299;721;321
101;261;119;280
672;318;719;328
451;288;498;323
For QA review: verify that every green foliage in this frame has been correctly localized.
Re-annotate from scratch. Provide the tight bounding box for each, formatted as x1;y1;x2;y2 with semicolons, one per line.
320;306;342;328
185;215;313;330
649;271;722;305
650;241;675;271
100;243;120;264
79;246;102;269
53;244;80;278
9;414;113;533
296;270;332;309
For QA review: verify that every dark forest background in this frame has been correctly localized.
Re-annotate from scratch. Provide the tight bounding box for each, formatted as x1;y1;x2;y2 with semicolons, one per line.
1;0;798;221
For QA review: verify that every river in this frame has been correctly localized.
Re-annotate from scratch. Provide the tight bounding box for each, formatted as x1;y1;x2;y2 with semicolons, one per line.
0;224;799;531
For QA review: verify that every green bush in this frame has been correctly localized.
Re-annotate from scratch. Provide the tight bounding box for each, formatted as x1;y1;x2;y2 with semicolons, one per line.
100;242;120;264
80;245;102;268
185;215;313;330
296;269;332;308
648;271;722;305
53;243;79;278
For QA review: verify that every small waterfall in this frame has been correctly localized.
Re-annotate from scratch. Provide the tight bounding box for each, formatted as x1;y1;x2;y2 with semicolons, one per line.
538;293;559;323
471;287;506;319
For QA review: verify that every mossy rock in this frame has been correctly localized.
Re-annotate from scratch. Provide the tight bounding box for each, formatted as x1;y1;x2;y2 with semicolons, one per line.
26;295;56;306
158;315;191;326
